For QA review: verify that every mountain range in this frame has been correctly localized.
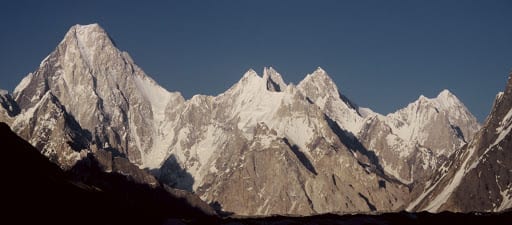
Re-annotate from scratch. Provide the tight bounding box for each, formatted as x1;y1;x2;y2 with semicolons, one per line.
1;23;510;217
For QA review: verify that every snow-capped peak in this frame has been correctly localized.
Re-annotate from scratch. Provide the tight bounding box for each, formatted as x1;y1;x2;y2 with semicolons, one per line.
409;90;461;110
74;23;103;33
227;68;291;95
434;89;461;109
0;89;8;96
298;67;340;100
310;67;330;80
262;67;287;92
387;89;480;147
60;23;116;66
297;68;364;134
437;89;454;98
314;66;326;74
243;68;259;79
223;69;267;99
64;23;111;45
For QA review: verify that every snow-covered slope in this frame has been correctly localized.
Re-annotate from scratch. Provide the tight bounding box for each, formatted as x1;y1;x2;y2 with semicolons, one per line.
298;67;364;135
386;90;479;152
4;23;498;216
409;74;512;212
358;90;480;188
12;23;184;167
11;91;89;168
158;67;409;215
5;23;411;214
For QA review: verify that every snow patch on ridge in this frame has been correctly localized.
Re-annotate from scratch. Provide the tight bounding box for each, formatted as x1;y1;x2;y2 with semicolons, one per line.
13;73;33;97
423;145;477;212
133;74;172;123
133;74;180;168
424;116;511;213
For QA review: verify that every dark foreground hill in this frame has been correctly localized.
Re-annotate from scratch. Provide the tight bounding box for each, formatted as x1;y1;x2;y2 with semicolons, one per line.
1;121;511;225
0;122;217;225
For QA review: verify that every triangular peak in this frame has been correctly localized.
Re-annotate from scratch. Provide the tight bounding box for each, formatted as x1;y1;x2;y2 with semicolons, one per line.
314;66;326;74
298;66;340;98
62;23;113;45
58;23;117;66
409;89;459;105
437;89;455;98
262;66;287;92
434;89;462;107
409;89;462;110
300;67;335;84
226;67;292;94
243;68;259;78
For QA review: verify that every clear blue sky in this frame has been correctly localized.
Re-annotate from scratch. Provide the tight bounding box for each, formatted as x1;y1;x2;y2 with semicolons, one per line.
1;0;511;122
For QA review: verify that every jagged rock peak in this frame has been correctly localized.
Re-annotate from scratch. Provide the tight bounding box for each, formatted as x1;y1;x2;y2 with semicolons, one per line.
243;68;259;78
298;67;341;101
301;67;336;87
314;66;326;74
235;69;261;87
262;67;287;92
411;89;463;109
437;89;455;98
309;67;334;83
63;23;112;46
435;89;462;107
57;23;119;67
0;89;20;118
418;94;428;101
230;68;290;94
389;89;480;146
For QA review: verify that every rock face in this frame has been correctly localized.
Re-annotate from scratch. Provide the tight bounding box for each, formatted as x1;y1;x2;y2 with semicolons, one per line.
158;68;408;215
357;91;480;195
11;91;90;169
408;74;512;212
3;23;507;216
0;90;19;124
12;24;184;167
0;122;217;225
297;67;363;135
296;68;480;199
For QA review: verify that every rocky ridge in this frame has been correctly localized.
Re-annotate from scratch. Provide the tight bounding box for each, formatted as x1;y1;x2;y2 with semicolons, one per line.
2;23;507;216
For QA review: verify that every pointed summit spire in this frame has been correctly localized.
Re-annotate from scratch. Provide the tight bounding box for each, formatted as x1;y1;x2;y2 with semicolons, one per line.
63;23;113;46
228;67;289;95
308;66;333;82
262;66;287;92
298;67;339;98
58;23;117;66
434;89;463;109
437;89;455;99
242;68;259;79
314;66;326;74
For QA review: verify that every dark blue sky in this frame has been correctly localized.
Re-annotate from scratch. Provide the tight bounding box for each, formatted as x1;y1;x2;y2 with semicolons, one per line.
1;0;511;121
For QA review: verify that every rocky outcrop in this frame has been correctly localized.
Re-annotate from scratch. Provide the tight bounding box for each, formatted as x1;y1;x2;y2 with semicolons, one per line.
4;23;499;217
157;69;410;215
357;91;480;193
409;74;512;212
0;122;217;225
297;67;363;135
10;91;89;169
12;24;184;166
0;90;18;124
